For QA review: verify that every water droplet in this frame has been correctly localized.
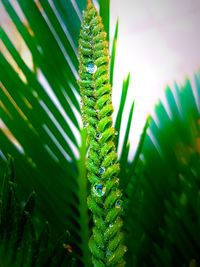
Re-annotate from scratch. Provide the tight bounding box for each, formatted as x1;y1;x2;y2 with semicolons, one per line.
83;121;89;127
106;250;111;257
115;131;118;136
93;184;105;197
96;132;101;139
109;224;113;228
84;24;90;29
99;167;105;175
86;62;97;74
115;200;121;208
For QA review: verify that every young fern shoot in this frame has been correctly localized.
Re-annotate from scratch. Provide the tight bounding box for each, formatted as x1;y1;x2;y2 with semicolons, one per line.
78;1;126;266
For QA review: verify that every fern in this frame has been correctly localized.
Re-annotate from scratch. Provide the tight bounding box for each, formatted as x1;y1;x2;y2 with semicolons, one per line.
78;1;126;266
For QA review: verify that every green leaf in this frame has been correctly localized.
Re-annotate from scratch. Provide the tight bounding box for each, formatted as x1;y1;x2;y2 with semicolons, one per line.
119;102;134;188
77;129;91;267
114;73;130;150
127;116;149;179
0;158;74;267
110;19;119;86
99;0;110;42
127;74;200;267
1;0;107;265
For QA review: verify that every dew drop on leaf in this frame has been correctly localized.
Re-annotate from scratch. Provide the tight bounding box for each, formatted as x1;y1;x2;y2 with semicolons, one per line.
106;250;112;257
83;121;89;127
96;132;101;139
115;200;121;208
99;167;105;175
86;62;97;74
93;184;105;197
84;24;90;29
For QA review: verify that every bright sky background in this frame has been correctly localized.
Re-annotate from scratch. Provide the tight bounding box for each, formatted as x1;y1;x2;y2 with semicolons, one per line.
110;0;200;158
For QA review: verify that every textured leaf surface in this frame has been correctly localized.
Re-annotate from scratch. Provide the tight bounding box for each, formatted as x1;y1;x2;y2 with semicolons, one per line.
78;2;126;266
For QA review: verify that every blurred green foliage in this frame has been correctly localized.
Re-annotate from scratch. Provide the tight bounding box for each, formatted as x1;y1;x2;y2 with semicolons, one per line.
126;77;200;267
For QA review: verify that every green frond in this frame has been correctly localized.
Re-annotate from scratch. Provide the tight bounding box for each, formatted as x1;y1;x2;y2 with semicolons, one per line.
99;0;110;42
0;156;75;267
125;73;200;267
0;0;92;265
1;0;199;266
110;19;119;86
114;74;131;150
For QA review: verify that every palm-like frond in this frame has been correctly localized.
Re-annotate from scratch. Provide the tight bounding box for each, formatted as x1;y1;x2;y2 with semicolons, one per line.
1;1;93;265
2;1;199;266
0;1;136;266
0;156;75;267
126;73;200;267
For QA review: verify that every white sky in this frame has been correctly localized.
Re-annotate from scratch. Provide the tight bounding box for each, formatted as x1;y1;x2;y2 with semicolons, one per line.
110;0;200;158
